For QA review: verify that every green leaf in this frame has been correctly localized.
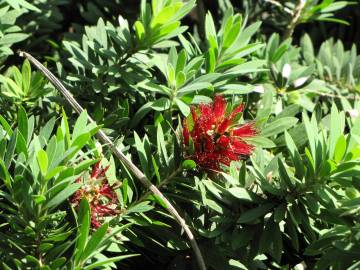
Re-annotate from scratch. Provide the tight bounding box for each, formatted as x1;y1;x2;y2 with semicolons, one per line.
137;80;171;95
61;109;71;149
21;59;31;94
127;201;154;214
4;0;40;12
45;166;66;181
228;259;247;269
4;131;17;169
259;215;276;253
238;203;274;223
33;195;46;205
83;255;138;270
17;106;28;142
217;83;254;95
44;183;81;209
0;159;11;191
334;134;346;162
278;159;295;189
176;49;187;74
131;98;171;127
236;21;262;48
205;48;216;73
122;178;128;206
151;156;161;184
301;34;315;64
168;49;178;68
0;33;29;46
321;1;354;13
0;115;13;136
134;21;145;42
81;223;109;263
70;133;91;155
317;17;350;25
151;22;184;43
223;22;241;50
75;199;91;264
274;203;287;222
134;132;149;178
303;112;317;162
304;194;321;214
96;18;107;48
205;12;218;49
225;60;266;75
50;257;67;269
228;187;258;202
243;136;276;148
223;43;264;61
286;216;299;251
167;63;175;86
175;71;186;88
157;124;169;166
284;131;305;179
150;2;182;28
270;42;290;63
177;82;212;95
329;104;344;159
272;220;283;263
16;131;28;158
256;87;273;122
37;149;48;176
261;117;298;137
39;117;56;147
174;98;190;116
239;162;246;186
72;111;88;143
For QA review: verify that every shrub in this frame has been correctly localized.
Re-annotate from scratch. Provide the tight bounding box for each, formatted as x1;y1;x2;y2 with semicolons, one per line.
0;0;359;269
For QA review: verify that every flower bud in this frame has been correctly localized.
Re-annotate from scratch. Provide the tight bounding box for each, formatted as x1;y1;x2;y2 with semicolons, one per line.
347;109;359;119
293;77;308;88
253;85;265;93
282;64;292;79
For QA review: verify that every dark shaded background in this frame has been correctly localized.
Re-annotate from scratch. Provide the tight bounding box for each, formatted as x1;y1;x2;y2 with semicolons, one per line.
8;0;360;66
203;0;360;50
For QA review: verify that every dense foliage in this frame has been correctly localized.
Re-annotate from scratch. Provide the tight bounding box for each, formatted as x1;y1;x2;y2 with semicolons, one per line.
0;0;359;269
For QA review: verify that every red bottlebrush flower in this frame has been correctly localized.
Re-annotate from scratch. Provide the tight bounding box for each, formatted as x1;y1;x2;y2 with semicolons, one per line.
182;95;257;171
71;161;119;229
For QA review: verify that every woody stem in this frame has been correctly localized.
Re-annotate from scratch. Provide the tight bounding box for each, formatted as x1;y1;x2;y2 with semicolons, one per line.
19;51;206;270
284;0;305;39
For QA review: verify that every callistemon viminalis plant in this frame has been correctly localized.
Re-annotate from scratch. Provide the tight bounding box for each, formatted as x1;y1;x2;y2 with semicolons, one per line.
182;95;257;171
71;161;120;228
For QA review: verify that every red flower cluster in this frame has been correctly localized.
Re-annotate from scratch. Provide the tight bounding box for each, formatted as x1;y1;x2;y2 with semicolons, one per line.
71;161;119;228
183;95;257;171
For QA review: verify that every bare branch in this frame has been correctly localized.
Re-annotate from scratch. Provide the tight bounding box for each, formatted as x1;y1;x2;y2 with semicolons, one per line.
264;0;294;15
19;51;206;270
284;0;306;39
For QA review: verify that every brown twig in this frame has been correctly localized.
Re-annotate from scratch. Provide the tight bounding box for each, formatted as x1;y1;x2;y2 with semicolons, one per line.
264;0;293;15
283;0;306;39
304;89;360;100
19;51;206;270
